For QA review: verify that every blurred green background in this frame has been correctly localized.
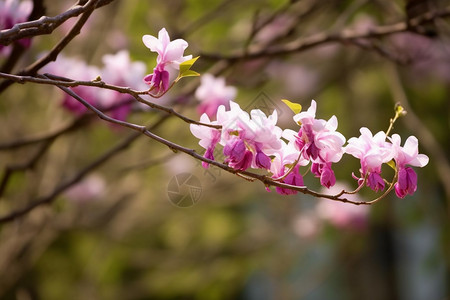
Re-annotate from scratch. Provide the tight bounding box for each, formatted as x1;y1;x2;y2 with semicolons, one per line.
0;0;449;299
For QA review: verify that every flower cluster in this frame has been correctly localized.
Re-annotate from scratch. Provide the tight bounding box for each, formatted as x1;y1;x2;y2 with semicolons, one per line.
0;0;33;55
190;99;429;198
190;101;283;172
43;50;147;120
142;28;192;96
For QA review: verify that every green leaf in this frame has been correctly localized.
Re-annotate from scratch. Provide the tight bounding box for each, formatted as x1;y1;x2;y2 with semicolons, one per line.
282;99;302;114
179;56;200;74
180;70;200;78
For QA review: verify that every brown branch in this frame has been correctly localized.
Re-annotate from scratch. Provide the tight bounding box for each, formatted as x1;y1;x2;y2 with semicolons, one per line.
0;72;222;129
0;0;114;93
0;131;142;224
0;79;388;224
49;82;377;203
0;116;87;150
200;5;450;61
0;0;113;46
0;139;53;198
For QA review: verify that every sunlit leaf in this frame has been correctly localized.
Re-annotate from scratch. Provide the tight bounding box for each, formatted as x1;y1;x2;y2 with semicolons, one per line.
179;56;200;74
387;160;397;170
281;99;302;114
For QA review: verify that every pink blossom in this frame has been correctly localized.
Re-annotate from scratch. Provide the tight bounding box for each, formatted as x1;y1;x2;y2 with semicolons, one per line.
44;51;148;121
191;101;283;171
287;100;345;188
195;74;237;118
0;0;33;55
43;55;100;115
316;182;370;231
217;102;282;171
64;175;105;204
98;50;147;120
189;113;221;169
292;100;346;164
345;127;393;191
390;134;429;198
142;28;192;95
311;162;336;188
269;140;308;195
292;213;321;239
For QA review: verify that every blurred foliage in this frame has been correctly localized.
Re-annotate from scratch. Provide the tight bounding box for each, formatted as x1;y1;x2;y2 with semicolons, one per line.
0;0;449;299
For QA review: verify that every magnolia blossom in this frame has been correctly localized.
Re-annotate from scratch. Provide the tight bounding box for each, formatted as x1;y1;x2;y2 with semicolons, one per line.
142;28;192;95
345;127;393;191
0;0;33;55
390;134;429;198
195;74;237;118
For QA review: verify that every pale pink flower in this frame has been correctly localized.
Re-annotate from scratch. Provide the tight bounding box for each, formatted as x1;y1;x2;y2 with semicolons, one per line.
142;28;192;95
195;74;237;118
43;55;100;115
316;182;370;231
217;102;282;171
98;50;147;120
345;127;393;191
390;134;429;198
0;0;33;55
65;175;105;204
292;100;346;164
269;139;308;195
190;113;221;169
292;213;321;239
289;100;346;188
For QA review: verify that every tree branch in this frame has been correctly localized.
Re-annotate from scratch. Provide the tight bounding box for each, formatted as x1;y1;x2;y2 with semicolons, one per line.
0;0;114;46
0;72;222;129
0;0;115;93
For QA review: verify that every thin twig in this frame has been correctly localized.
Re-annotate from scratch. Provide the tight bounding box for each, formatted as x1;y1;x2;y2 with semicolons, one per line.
0;0;113;45
200;6;450;61
0;0;110;93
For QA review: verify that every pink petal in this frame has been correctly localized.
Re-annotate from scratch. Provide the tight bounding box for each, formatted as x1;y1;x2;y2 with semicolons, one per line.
142;35;162;54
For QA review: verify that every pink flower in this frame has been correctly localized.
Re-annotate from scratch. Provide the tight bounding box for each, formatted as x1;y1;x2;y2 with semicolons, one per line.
390;134;429;198
316;182;370;231
287;100;345;188
292;100;346;164
345;127;393;191
43;55;100;115
195;74;237;118
98;50;147;121
217;102;282;171
142;28;192;95
44;51;148;121
64;175;105;204
269;140;308;195
190;113;221;169
311;162;336;188
0;0;33;55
